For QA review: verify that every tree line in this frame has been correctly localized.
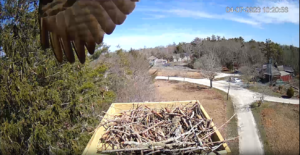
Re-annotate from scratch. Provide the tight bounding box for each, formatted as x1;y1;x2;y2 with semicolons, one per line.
137;35;299;76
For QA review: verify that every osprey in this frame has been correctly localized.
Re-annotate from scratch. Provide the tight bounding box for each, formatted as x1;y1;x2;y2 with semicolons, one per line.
39;0;139;64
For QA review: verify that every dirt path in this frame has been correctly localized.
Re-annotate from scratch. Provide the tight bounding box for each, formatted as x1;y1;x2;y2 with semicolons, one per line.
155;76;299;155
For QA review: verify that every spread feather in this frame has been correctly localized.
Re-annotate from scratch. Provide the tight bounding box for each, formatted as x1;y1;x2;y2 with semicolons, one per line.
39;0;139;64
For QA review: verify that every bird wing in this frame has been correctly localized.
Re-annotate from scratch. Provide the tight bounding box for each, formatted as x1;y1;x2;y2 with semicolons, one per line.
39;0;139;64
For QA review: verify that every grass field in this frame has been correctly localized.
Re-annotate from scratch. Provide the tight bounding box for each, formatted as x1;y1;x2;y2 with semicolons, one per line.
251;102;299;155
154;80;239;154
248;83;299;99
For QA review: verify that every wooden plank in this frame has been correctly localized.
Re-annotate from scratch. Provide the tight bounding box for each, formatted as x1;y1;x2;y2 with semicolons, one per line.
199;103;231;155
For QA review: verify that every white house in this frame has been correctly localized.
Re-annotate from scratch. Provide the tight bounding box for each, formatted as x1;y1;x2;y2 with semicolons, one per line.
173;53;191;62
153;59;167;66
148;56;157;66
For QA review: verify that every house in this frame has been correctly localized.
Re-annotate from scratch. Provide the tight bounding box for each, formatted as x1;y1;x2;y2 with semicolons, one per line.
277;65;295;76
148;56;157;61
259;64;281;83
172;54;180;62
173;53;191;62
153;59;167;66
279;71;292;82
148;56;157;66
277;65;293;82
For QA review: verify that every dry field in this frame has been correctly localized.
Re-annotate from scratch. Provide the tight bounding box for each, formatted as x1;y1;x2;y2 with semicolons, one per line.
154;80;239;154
149;68;202;79
251;102;299;155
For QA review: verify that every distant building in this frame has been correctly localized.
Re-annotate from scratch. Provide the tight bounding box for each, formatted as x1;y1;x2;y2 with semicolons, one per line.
259;64;281;83
173;53;191;62
153;59;167;66
279;71;292;82
277;65;295;76
148;56;157;61
148;56;157;66
172;54;180;62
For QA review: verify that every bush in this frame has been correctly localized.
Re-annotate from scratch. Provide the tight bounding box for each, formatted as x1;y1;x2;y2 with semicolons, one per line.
286;87;294;98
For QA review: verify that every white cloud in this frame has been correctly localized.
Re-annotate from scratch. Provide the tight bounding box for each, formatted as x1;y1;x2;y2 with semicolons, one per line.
104;32;219;51
249;0;299;24
104;28;254;51
141;14;167;20
168;9;215;19
137;0;299;26
137;8;261;27
169;9;262;27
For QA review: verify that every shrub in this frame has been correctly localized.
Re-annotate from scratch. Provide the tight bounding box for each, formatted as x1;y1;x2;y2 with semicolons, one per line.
286;87;294;98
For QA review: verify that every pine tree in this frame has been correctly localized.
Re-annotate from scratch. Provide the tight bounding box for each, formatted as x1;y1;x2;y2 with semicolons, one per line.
0;1;114;154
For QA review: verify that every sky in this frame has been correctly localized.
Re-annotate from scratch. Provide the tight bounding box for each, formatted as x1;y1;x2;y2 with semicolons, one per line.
104;0;299;51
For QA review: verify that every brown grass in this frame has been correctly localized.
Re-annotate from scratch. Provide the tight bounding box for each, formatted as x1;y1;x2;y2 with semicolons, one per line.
149;68;202;78
154;80;239;154
251;102;299;155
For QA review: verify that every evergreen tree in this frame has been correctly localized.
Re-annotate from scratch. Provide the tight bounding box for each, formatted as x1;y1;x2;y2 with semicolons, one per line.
0;1;115;154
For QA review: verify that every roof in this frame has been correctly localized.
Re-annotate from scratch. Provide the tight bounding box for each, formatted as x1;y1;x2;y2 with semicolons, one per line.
277;65;294;73
147;56;157;60
262;64;280;76
184;53;191;57
280;71;290;76
277;65;284;71
284;66;294;73
155;59;167;62
262;64;267;69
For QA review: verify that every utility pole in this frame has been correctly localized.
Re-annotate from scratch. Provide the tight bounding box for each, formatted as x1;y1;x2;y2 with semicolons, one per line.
227;77;231;100
269;58;272;86
266;39;272;86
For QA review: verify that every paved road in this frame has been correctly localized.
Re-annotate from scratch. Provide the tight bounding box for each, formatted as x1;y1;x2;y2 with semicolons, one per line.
155;76;299;155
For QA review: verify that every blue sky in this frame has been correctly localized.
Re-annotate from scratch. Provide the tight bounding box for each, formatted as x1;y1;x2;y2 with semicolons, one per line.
104;0;299;51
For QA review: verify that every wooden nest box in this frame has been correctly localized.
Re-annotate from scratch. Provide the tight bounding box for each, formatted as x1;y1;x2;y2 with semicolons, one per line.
83;100;231;155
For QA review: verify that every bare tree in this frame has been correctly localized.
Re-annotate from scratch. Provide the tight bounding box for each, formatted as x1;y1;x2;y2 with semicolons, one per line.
98;52;156;103
194;53;221;88
243;42;265;66
191;37;204;58
239;64;261;87
181;43;193;56
253;87;267;107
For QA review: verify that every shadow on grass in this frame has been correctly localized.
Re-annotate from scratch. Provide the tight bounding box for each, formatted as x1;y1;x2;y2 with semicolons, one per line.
196;85;209;90
168;80;180;84
250;104;258;109
174;82;209;92
281;95;292;99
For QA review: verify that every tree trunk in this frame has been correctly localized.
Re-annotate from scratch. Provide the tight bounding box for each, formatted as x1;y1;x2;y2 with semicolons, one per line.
210;79;212;88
